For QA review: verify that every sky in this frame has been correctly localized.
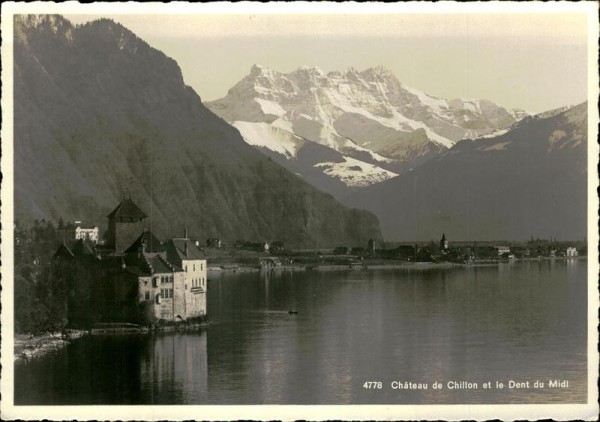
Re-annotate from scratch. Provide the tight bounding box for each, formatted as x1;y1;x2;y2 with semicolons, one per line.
59;7;589;113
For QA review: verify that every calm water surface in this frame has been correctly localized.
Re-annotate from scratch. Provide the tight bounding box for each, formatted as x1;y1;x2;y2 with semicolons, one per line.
15;260;588;404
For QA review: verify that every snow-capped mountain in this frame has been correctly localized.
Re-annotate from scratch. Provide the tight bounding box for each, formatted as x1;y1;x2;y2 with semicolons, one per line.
207;65;527;196
343;102;588;241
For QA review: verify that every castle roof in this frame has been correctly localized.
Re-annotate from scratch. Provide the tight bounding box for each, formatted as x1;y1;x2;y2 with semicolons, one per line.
53;239;97;259
107;198;148;219
146;255;178;274
53;243;75;259
71;238;97;256
165;238;205;263
124;253;181;276
124;230;164;254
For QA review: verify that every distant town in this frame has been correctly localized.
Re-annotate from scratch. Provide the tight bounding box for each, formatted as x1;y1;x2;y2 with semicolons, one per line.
14;197;586;339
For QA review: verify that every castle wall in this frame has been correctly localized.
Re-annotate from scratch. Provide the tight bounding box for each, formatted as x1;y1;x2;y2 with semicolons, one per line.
186;291;206;319
182;258;207;318
173;272;186;320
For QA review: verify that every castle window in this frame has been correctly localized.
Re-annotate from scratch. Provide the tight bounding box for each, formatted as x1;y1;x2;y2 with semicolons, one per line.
201;263;203;271
145;292;150;300
193;264;195;271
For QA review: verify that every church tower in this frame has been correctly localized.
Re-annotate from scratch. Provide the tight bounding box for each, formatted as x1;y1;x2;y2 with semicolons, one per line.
440;233;449;252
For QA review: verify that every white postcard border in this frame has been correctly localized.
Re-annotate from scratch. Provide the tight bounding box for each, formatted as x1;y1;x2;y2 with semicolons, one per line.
1;2;598;421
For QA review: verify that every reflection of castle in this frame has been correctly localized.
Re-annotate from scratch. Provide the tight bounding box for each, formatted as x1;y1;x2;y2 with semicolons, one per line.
140;332;208;401
53;198;207;324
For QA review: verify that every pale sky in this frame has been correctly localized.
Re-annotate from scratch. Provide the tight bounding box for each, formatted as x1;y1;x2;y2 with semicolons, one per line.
61;8;590;113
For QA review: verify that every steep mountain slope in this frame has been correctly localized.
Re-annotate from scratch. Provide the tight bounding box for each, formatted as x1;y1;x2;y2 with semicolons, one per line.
343;103;588;241
14;15;382;247
207;64;527;197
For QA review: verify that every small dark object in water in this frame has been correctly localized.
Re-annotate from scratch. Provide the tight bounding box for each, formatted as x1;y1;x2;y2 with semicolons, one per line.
288;310;298;314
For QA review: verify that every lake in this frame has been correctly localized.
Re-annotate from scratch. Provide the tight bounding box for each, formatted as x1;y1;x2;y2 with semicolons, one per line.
14;259;588;404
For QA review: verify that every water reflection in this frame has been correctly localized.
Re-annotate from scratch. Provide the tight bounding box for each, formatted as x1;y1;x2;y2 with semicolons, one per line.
15;261;587;404
140;333;208;403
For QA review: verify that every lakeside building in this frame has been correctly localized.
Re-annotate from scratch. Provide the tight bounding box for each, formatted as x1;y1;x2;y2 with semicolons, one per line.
51;199;207;326
496;246;511;256
164;234;207;320
123;235;187;322
566;247;579;257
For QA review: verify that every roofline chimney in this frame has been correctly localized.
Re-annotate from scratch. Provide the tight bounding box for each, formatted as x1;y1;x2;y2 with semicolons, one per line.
184;241;188;257
184;227;188;239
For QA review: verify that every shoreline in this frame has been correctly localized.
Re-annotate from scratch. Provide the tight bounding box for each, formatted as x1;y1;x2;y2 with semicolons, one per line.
15;322;212;362
14;330;87;362
208;256;586;273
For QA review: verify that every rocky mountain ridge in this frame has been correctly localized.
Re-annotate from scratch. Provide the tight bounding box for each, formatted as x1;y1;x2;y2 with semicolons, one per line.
13;14;382;247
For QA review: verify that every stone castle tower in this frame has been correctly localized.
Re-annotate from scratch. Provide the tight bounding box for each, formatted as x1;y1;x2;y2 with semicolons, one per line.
106;198;148;254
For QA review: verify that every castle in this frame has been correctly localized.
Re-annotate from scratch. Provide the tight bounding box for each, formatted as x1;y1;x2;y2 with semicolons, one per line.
53;198;207;325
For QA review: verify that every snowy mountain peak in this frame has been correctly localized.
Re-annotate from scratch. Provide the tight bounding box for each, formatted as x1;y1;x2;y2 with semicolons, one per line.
360;66;396;80
297;65;325;75
250;64;276;77
207;65;528;191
